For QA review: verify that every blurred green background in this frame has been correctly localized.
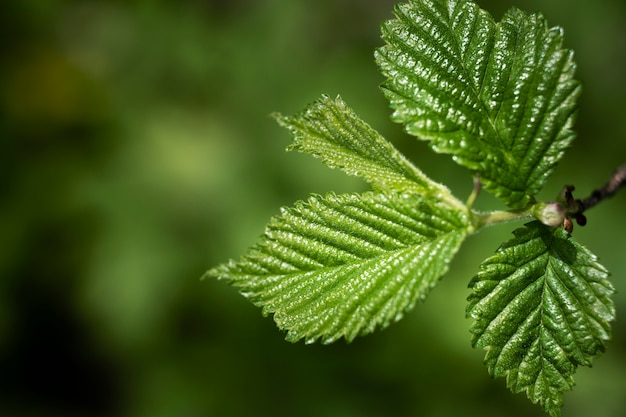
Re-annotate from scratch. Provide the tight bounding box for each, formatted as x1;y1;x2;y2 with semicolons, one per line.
1;0;625;416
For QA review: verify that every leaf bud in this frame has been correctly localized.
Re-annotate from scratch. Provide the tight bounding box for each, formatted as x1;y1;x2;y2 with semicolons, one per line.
532;202;566;228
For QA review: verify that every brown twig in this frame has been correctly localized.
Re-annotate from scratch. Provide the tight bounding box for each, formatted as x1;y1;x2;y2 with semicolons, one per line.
578;163;626;211
558;163;626;232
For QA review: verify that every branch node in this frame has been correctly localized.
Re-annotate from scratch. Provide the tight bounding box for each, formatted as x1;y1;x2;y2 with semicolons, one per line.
557;163;626;233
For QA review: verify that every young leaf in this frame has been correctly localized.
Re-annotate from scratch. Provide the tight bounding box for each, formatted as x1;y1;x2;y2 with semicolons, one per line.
209;191;470;344
376;0;581;208
467;221;615;416
274;95;462;209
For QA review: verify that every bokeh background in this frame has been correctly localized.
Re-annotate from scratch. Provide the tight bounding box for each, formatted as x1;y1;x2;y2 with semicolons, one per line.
1;0;625;416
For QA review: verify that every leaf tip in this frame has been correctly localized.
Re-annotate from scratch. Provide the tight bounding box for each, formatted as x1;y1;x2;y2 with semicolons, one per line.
203;265;226;281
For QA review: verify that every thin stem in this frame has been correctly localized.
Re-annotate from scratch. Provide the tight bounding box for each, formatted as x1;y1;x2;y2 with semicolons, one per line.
577;163;626;212
557;163;626;231
473;207;534;230
465;176;482;210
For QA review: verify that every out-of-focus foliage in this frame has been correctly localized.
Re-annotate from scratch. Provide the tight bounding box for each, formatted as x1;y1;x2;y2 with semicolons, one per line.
1;1;625;416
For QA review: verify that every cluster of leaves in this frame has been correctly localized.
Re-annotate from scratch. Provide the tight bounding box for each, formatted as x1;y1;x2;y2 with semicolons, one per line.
207;0;615;415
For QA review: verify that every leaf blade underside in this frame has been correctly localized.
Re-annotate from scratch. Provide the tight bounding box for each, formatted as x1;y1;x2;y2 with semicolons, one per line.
467;221;615;416
376;0;581;208
209;192;469;344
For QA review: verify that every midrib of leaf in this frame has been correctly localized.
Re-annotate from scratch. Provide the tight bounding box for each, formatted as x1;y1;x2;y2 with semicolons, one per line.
266;234;462;342
376;0;581;208
413;3;495;118
387;7;512;174
274;95;464;211
211;191;470;344
432;2;511;160
467;221;615;416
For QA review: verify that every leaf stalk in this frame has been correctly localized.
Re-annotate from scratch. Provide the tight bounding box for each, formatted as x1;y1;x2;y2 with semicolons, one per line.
473;207;534;230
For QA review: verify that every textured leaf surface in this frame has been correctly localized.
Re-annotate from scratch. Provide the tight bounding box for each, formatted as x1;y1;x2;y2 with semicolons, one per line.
467;221;615;416
275;95;460;207
376;0;581;208
209;191;469;344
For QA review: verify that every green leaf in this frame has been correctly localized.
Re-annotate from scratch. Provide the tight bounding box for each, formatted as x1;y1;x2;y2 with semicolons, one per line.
274;95;462;209
467;221;615;416
375;0;581;208
209;191;470;344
